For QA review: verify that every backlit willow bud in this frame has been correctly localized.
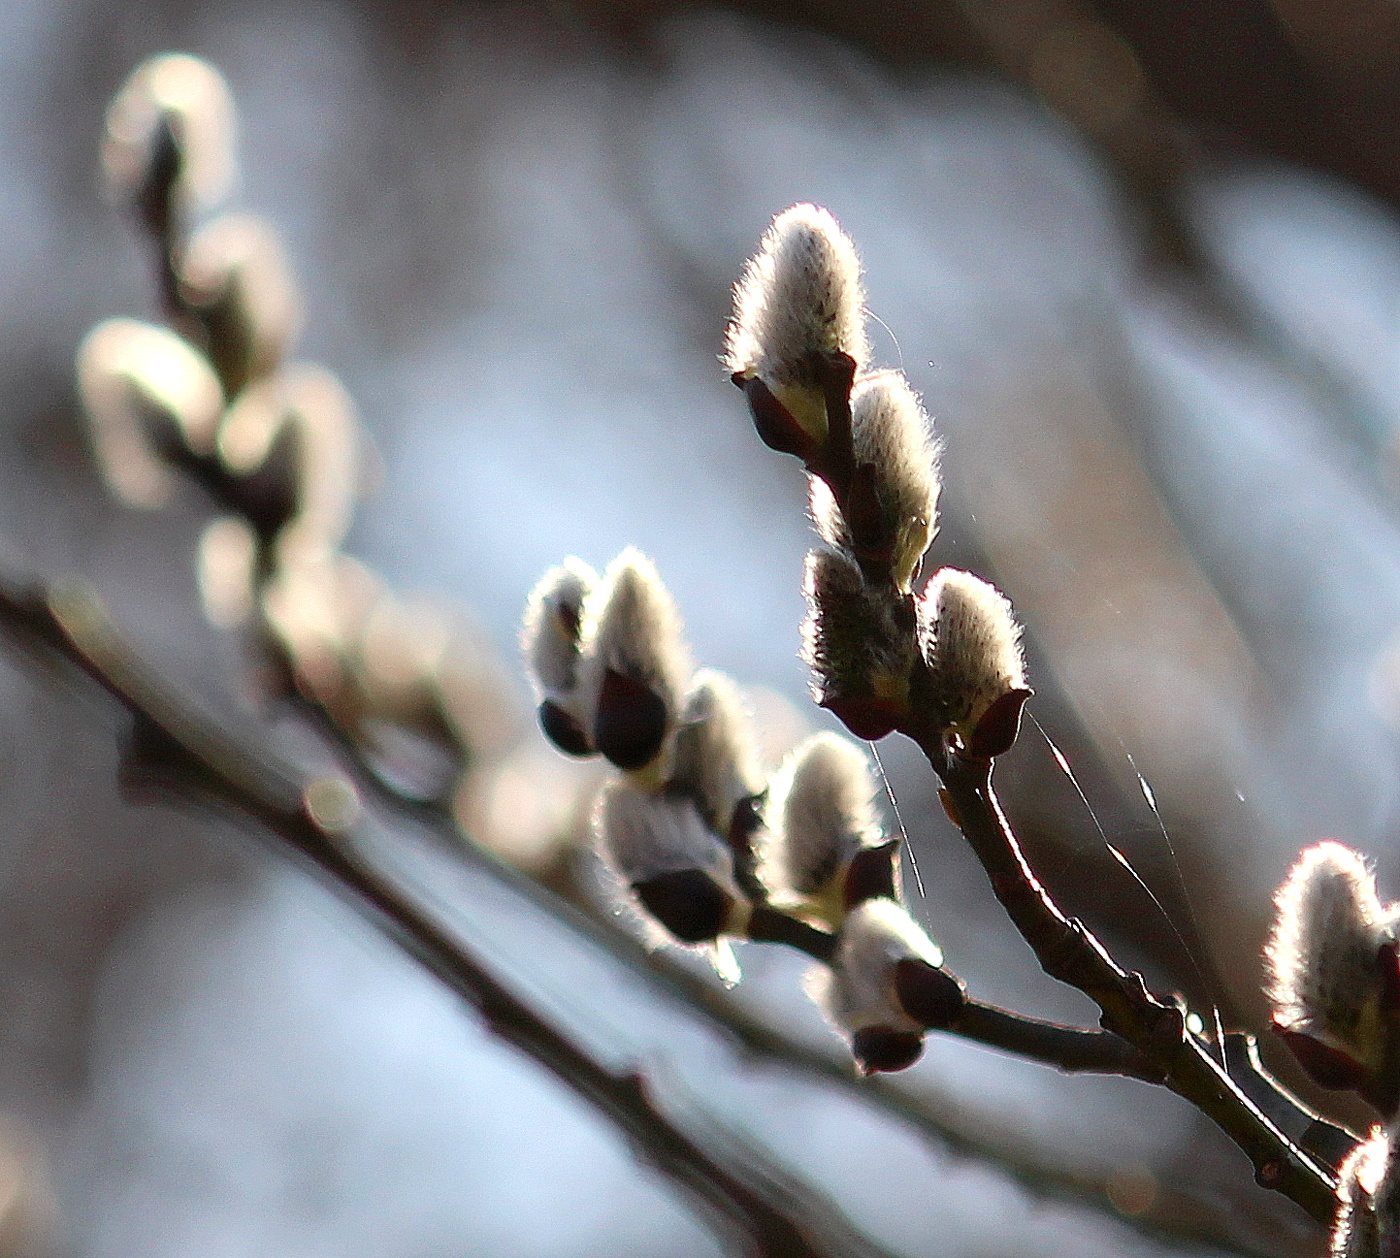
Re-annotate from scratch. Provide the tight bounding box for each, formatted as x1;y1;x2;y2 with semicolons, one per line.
522;559;598;758
594;781;746;944
802;548;915;741
846;371;940;591
580;549;691;778
813;898;963;1074
763;733;896;927
670;670;763;839
102;53;237;232
1266;841;1399;1090
917;568;1029;759
77;317;224;508
182;213;303;393
1332;1127;1392;1257
217;364;360;563
725;204;869;461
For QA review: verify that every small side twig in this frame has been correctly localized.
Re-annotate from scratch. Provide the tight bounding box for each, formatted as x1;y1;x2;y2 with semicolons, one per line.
930;751;1341;1225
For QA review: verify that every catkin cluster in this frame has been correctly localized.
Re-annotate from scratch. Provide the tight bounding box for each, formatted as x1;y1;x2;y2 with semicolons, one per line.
1265;841;1400;1254
522;552;964;1072
80;54;513;809
725;205;1029;757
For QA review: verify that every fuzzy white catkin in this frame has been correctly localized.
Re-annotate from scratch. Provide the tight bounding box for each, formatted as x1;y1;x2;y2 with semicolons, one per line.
594;780;736;887
103;53;237;215
813;899;943;1037
521;558;597;697
1266;841;1393;1068
77;318;226;509
724;204;870;439
918;568;1026;731
802;548;912;704
765;732;881;899
849;371;941;590
1333;1127;1391;1257
577;548;691;768
669;670;762;835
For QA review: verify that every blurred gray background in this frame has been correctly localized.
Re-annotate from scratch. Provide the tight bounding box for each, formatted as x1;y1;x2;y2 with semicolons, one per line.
3;0;1400;1253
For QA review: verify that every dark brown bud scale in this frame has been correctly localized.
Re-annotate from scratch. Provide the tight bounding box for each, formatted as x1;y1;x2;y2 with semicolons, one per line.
851;1026;924;1074
634;869;730;944
842;840;900;909
594;668;669;771
894;958;965;1030
539;701;593;758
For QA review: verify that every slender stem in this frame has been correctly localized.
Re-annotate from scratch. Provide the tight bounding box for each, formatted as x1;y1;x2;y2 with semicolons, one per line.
953;1003;1164;1082
932;749;1341;1226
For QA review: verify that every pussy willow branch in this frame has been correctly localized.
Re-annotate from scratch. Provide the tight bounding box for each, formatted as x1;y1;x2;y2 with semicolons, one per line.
0;572;904;1258
929;748;1341;1225
294;696;1305;1258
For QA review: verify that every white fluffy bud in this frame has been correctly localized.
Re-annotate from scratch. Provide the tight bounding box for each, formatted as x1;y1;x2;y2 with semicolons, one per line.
578;548;692;778
521;559;599;758
802;548;916;741
917;568;1028;756
102;53;237;222
77;318;225;509
182;212;303;391
594;781;745;944
763;733;888;926
1266;841;1396;1086
810;899;960;1073
847;371;940;591
669;670;762;837
724;204;870;447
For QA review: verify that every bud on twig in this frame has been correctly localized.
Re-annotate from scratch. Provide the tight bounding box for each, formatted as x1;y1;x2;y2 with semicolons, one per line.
522;559;598;758
102;53;237;237
1266;841;1400;1094
844;371;940;591
182;212;303;394
1331;1126;1393;1257
594;780;747;945
670;670;763;842
217;364;360;565
579;549;691;778
77;318;224;509
917;568;1029;758
762;732;896;927
813;898;962;1074
802;548;915;741
725;204;870;463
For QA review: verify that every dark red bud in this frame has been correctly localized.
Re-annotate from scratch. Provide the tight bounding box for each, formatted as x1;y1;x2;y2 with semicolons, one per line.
894;958;965;1030
1271;1021;1371;1091
738;375;819;463
966;688;1032;760
843;841;900;909
538;701;593;758
851;1026;924;1074
634;869;730;944
823;695;903;742
594;668;668;771
1379;939;1400;1018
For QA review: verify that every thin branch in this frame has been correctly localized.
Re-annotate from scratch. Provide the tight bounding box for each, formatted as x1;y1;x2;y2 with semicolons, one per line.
292;693;1297;1258
0;572;901;1258
930;750;1342;1225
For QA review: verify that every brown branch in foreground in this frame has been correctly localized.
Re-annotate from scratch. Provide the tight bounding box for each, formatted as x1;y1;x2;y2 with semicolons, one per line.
928;748;1342;1226
0;573;903;1258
